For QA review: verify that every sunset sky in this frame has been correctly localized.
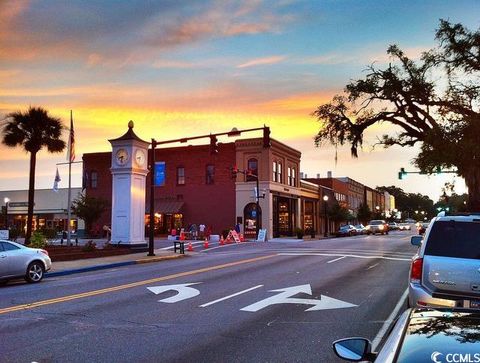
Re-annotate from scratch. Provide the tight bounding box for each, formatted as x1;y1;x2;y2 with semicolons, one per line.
1;0;478;202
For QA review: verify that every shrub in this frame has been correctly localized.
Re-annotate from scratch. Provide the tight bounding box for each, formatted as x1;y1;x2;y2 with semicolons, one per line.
39;228;57;239
295;228;304;239
30;231;48;249
82;240;97;252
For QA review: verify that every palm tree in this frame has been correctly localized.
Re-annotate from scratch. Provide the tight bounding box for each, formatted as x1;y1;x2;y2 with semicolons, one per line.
2;107;66;244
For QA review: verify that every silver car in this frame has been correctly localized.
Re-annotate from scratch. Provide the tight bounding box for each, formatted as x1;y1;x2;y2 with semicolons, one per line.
0;240;52;284
333;308;480;362
409;214;480;308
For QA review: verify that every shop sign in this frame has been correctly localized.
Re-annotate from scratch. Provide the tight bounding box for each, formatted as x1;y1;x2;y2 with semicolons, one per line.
257;229;267;242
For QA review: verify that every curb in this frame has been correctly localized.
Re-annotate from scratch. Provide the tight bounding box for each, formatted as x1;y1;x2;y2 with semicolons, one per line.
46;254;187;278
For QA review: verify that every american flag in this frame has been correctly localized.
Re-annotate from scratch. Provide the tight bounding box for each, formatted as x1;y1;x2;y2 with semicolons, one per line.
67;110;75;162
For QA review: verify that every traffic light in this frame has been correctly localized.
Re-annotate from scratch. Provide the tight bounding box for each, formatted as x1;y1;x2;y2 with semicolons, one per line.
263;126;271;148
398;167;407;180
231;165;238;179
210;135;218;154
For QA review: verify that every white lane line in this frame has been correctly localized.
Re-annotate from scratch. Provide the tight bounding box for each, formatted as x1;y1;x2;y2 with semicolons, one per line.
371;288;408;351
277;253;411;262
366;263;380;270
199;285;264;308
327;256;347;264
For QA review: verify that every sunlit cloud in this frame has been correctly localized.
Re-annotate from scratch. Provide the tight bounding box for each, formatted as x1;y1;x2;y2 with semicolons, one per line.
237;55;287;68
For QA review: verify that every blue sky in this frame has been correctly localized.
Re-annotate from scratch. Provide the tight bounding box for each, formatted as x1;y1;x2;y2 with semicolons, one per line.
0;0;478;201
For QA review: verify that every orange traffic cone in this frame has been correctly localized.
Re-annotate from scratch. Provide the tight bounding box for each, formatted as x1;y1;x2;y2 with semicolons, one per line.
220;236;225;245
203;238;209;249
239;233;245;242
187;242;193;252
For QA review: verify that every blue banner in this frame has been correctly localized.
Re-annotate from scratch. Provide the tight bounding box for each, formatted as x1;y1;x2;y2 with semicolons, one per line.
154;162;166;186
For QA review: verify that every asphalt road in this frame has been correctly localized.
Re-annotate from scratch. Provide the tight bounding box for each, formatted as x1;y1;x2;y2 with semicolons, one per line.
0;231;417;363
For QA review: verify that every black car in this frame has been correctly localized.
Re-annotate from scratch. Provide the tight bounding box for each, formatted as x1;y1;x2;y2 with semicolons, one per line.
333;308;480;362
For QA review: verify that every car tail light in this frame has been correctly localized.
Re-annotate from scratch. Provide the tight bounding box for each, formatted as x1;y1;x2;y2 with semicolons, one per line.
40;249;49;256
410;257;423;284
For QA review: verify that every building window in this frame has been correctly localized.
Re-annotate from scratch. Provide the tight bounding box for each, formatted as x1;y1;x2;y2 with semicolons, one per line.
206;164;215;185
278;162;282;184
246;158;258;182
292;168;296;187
288;167;292;186
177;167;185;185
91;171;98;189
273;161;277;182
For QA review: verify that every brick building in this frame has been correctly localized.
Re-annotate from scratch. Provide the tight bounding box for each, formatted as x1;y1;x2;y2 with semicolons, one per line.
83;131;303;239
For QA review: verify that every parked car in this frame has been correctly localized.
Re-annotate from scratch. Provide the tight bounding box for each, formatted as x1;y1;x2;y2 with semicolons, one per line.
354;224;367;235
365;220;389;235
333;307;480;362
409;214;480;308
0;240;51;284
336;224;357;237
387;222;399;231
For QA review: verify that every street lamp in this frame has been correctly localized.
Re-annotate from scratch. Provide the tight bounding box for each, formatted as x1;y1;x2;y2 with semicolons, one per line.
3;197;9;229
323;195;329;237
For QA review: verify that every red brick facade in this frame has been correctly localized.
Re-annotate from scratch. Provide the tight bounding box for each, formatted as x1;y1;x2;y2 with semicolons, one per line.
83;142;236;235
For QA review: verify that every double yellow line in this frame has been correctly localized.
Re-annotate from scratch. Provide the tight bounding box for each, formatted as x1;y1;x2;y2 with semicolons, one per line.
0;254;276;315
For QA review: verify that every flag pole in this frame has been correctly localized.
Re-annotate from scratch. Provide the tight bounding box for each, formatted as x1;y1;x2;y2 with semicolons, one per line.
67;110;73;246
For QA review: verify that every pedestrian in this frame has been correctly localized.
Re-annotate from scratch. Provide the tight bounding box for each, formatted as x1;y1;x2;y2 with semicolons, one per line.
205;225;212;240
235;223;240;234
199;223;206;239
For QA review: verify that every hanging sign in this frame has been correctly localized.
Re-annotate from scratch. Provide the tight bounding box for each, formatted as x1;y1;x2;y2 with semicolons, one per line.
154;162;166;186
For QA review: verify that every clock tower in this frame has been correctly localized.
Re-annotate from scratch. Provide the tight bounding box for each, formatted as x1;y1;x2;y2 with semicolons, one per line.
109;121;149;246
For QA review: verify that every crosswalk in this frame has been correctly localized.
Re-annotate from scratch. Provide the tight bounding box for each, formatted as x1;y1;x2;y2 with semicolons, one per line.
271;247;414;261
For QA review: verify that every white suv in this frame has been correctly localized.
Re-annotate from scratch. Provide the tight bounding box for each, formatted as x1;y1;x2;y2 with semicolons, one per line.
408;213;480;308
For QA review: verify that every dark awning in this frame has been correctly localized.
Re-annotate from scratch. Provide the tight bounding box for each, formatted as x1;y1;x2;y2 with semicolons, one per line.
148;201;184;214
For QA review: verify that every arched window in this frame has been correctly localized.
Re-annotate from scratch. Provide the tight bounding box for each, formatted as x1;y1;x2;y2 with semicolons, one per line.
246;158;258;182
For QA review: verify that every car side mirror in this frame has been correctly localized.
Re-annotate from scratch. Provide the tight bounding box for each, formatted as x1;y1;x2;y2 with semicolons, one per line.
411;235;422;246
332;337;374;362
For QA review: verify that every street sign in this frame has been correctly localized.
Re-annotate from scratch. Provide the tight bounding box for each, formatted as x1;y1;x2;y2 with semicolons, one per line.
154;161;166;186
240;284;357;312
147;283;201;303
0;230;9;239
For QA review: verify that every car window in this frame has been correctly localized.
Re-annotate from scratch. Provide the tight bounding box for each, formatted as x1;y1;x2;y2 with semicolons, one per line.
1;242;21;251
370;220;382;225
424;221;480;259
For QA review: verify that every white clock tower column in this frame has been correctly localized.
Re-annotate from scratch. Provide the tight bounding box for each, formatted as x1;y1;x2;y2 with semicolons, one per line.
109;121;149;246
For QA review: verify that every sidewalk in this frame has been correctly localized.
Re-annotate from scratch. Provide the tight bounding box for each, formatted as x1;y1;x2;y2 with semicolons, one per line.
46;248;187;278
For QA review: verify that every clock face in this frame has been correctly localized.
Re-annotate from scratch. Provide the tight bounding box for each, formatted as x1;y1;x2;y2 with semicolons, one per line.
115;148;129;166
135;149;146;167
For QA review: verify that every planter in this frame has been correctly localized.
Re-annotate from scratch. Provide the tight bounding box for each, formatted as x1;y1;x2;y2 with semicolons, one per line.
45;245;132;262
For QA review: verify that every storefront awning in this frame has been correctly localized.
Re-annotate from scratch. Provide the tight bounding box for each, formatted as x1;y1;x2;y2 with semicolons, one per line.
153;201;184;214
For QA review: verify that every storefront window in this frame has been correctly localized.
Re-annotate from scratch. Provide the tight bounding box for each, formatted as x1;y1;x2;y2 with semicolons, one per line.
243;203;261;238
91;171;98;188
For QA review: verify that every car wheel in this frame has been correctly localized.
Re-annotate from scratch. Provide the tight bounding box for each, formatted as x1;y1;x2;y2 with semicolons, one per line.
25;261;45;283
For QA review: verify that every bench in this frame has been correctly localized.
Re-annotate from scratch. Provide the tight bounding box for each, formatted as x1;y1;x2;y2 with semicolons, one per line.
173;241;185;254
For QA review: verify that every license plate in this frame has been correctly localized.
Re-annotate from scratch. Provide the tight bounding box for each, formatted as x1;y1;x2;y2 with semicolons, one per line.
469;300;480;309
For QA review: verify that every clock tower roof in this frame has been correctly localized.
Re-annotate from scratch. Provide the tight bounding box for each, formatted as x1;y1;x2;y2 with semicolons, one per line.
109;121;149;144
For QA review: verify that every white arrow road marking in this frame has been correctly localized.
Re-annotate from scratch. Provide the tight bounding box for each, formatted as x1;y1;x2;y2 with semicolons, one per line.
199;285;263;308
240;284;357;312
147;283;202;303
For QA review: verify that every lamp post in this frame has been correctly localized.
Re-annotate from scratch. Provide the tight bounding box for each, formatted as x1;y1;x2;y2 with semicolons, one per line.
3;197;9;229
323;195;329;237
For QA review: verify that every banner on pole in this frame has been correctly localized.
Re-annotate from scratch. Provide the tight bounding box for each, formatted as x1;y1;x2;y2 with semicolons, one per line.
154;162;166;186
